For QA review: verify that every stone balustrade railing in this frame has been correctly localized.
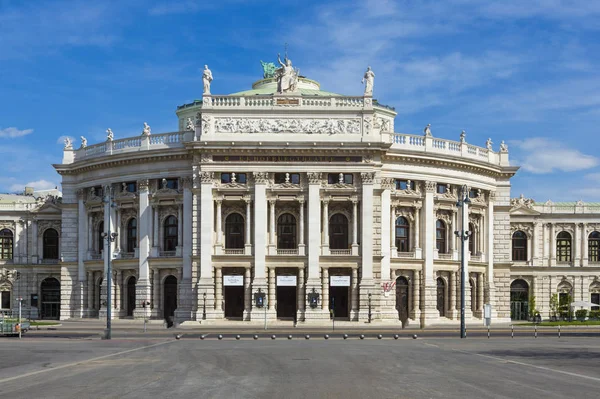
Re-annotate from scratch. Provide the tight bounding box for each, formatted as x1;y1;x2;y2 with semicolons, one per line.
65;132;190;164
389;133;509;166
532;203;600;214
0;202;36;210
179;95;369;109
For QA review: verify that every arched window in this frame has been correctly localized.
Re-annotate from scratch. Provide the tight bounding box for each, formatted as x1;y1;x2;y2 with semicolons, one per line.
225;213;244;249
0;229;13;260
589;231;600;263
97;222;104;253
329;213;349;250
43;228;59;260
395;216;410;252
557;231;572;262
126;218;137;253
468;223;476;254
436;220;446;254
163;216;178;251
277;213;296;249
512;231;527;261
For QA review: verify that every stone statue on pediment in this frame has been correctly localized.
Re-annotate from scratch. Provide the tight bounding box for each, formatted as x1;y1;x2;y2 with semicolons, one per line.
202;65;213;95
486;138;492;150
511;194;534;209
106;128;114;141
362;66;375;96
500;140;508;152
80;136;87;148
64;137;73;150
424;124;432;137
142;122;151;137
186;117;195;131
276;53;298;93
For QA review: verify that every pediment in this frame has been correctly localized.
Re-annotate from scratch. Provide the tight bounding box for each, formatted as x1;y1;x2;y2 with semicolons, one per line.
509;206;540;216
34;202;61;215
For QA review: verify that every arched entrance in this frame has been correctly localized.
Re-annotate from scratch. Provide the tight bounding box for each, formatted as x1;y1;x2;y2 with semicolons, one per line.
510;279;529;320
40;277;60;319
163;275;177;321
126;276;136;317
437;277;446;317
395;276;409;323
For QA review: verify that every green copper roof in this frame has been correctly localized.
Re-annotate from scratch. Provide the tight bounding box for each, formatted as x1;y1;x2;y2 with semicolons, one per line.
230;87;341;96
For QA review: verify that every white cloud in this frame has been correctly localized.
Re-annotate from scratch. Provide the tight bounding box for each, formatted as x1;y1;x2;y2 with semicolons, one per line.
9;180;57;193
511;137;598;173
0;127;34;138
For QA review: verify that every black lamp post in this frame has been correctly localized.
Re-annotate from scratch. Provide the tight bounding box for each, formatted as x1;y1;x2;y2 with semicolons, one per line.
454;184;471;339
202;292;207;320
101;185;118;340
368;292;372;323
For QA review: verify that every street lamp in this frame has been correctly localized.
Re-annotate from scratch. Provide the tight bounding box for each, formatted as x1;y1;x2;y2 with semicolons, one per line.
102;186;118;340
454;185;471;339
368;292;372;323
202;292;207;320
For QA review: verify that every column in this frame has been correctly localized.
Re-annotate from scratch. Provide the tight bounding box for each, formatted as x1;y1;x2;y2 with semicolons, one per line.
245;198;252;252
153;205;159;248
412;270;421;320
583;223;589;266
134;179;152;318
198;172;215;318
14;220;21;263
322;198;329;254
549;223;556;266
486;193;495;317
215;268;223;313
449;271;456;319
420;181;436;325
390;206;396;255
177;204;183;248
477;272;484;317
574;222;580;266
244;268;251;320
297;267;305;320
86;271;93;311
178;178;194;320
253;172;268;279
298;199;305;255
414;207;421;255
215;199;222;246
532;221;539;264
152;269;160;314
31;219;38;264
76;191;87;316
268;267;275;309
380;184;391;281
352;198;359;256
543;223;549;265
306;172;322;315
115;208;121;252
351;268;358;320
114;270;120;312
360;173;374;281
268;199;276;254
322;268;329;310
87;214;93;255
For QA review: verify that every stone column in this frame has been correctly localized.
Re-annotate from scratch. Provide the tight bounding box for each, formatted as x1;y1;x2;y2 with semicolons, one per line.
297;267;305;321
76;190;87;317
251;172;269;318
115;270;122;313
477;272;484;318
243;267;251;320
306;172;322;320
583;223;589;266
153;205;159;248
215;267;223;314
152;269;160;316
86;271;93;312
177;177;194;321
115;208;121;253
268;199;276;254
380;180;392;280
268;267;275;310
449;271;456;319
14;220;21;264
322;268;329;310
351;198;359;255
574;222;580;266
351;268;359;320
177;204;183;248
485;193;495;318
412;270;421;321
390;206;397;256
298;199;305;255
215;199;222;247
245;197;252;253
420;181;437;325
549;223;556;266
532;221;539;264
414;207;421;256
197;172;215;319
322;197;329;254
543;223;549;265
134;180;151;318
358;172;375;321
150;269;155;309
31;219;38;264
87;214;93;256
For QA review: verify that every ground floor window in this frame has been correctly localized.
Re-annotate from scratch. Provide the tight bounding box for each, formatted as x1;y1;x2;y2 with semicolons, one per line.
1;291;10;309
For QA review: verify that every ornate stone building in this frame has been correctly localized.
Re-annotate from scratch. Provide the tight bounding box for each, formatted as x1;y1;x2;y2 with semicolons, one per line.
1;60;598;324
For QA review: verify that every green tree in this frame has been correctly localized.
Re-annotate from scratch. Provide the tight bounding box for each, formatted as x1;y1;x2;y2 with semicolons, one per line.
549;294;559;319
528;295;537;319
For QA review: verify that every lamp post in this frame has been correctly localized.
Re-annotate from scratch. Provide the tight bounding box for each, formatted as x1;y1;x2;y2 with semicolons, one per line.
102;186;118;340
368;292;372;323
202;292;206;320
454;185;471;339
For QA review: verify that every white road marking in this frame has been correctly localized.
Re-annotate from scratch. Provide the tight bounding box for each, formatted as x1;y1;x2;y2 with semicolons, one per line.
453;348;600;383
0;339;178;384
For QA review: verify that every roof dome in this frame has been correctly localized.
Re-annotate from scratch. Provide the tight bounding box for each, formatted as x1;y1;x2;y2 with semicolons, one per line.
230;77;341;97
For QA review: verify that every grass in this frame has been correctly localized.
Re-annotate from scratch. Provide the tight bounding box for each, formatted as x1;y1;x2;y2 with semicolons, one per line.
524;320;600;326
0;319;60;326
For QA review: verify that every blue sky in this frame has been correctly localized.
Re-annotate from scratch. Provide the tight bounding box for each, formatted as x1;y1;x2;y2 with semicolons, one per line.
1;0;599;201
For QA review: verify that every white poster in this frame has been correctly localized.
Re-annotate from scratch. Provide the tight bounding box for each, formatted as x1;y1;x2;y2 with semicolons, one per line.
330;276;351;287
223;275;244;286
277;275;297;286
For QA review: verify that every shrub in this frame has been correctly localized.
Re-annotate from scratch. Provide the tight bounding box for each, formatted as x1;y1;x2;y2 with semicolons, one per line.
575;309;588;321
588;310;600;320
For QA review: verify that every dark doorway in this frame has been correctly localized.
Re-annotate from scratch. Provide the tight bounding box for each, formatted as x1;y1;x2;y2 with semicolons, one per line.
510;279;529;320
126;276;136;317
224;285;244;319
276;286;297;319
164;276;178;321
40;277;60;320
329;286;349;319
396;276;409;323
437;277;446;317
97;277;103;311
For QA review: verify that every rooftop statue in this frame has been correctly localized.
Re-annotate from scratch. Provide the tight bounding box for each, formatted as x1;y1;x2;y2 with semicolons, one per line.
423;124;432;137
202;65;213;95
186;117;195;131
276;53;299;94
106;128;114;141
486;137;493;150
500;140;508;152
260;60;277;79
362;66;375;96
80;136;87;148
64;137;73;150
142;122;151;136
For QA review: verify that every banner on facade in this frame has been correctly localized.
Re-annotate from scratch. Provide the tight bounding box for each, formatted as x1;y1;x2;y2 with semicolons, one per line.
330;276;351;287
223;275;244;286
277;275;297;286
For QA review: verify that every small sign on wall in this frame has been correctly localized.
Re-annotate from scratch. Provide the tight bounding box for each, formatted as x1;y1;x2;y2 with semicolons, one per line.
277;275;297;286
223;275;244;286
330;276;351;287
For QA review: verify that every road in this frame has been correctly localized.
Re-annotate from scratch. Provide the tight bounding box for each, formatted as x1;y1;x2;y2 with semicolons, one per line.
1;336;599;398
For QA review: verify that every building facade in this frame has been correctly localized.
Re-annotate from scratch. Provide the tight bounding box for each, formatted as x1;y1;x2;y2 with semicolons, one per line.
1;62;598;324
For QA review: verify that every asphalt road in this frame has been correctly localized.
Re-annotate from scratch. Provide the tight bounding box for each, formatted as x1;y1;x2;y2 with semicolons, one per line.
1;337;599;398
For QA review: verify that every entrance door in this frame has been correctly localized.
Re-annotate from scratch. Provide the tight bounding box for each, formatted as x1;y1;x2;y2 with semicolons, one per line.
396;277;409;322
40;278;60;320
329;286;349;319
276;286;297;319
224;285;244;319
126;277;136;317
163;276;178;321
510;279;529;321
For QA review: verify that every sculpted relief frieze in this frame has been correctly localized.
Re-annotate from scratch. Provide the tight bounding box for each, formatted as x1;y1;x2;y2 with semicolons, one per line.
214;117;361;135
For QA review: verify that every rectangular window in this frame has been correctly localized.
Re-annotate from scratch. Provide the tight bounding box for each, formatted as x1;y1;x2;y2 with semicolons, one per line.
165;178;178;190
221;173;247;184
437;184;447;194
395;180;415;190
1;291;9;309
125;182;137;193
328;173;353;184
274;173;300;184
469;188;478;198
94;186;103;197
